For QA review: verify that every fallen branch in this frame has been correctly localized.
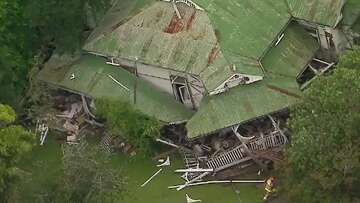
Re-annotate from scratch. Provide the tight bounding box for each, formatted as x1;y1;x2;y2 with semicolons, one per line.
156;138;179;148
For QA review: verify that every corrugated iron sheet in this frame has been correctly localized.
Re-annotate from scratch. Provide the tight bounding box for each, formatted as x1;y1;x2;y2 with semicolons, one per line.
342;0;360;26
287;0;345;27
84;1;267;91
196;0;291;59
186;75;302;138
186;23;318;138
261;22;319;78
38;54;193;123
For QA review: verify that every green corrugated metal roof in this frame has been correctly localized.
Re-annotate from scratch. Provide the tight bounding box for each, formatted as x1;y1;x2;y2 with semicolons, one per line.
342;0;360;26
83;0;346;93
186;23;318;138
86;0;157;43
261;22;319;78
38;54;193;123
352;18;360;33
286;0;345;27
196;0;291;59
186;75;302;138
85;1;280;91
40;0;338;138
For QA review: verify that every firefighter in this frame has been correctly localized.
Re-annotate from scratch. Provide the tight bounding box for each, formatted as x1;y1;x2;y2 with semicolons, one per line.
263;176;278;201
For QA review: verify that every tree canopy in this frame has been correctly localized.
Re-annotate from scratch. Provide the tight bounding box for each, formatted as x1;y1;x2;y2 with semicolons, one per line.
0;0;33;106
0;104;34;199
26;0;110;53
0;0;110;107
282;49;360;203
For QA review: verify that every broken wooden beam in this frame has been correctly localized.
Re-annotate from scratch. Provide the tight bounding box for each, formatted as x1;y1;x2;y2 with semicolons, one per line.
156;138;180;148
169;179;265;189
141;168;163;187
175;168;213;173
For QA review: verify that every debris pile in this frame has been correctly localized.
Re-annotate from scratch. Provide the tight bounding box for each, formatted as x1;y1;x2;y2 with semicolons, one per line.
156;114;287;191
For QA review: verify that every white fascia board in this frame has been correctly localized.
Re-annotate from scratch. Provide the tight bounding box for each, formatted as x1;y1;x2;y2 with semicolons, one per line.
209;74;263;96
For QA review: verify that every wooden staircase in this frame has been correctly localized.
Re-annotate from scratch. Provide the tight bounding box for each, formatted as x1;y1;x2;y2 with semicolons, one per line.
247;131;287;151
206;131;287;172
206;145;252;172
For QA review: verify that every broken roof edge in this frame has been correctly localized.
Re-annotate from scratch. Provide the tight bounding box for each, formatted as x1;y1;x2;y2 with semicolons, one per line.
38;53;193;124
293;17;342;29
84;50;240;94
37;80;192;125
186;107;293;140
185;72;304;139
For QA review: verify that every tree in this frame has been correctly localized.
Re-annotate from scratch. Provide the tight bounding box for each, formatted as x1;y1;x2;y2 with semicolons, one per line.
0;0;33;106
281;49;360;203
95;98;161;155
0;104;35;200
25;0;110;53
38;141;125;203
337;47;360;70
0;0;111;107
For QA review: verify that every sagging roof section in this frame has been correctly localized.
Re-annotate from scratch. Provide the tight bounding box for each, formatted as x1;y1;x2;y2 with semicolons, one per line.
39;0;343;139
261;22;319;78
286;0;345;27
186;75;302;138
38;54;193;123
186;22;319;138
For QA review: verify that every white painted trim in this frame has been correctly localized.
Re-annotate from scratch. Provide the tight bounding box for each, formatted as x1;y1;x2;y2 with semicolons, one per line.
209;73;263;96
106;58;120;66
162;0;204;11
275;33;285;46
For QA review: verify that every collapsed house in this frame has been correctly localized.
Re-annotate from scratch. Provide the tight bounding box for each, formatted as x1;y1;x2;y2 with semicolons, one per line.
38;0;358;178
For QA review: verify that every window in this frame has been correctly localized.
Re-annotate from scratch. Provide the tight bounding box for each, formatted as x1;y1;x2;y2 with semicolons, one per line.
170;75;191;105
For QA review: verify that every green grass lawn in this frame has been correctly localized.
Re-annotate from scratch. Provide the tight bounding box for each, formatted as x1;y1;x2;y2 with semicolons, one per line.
16;136;267;203
112;155;264;203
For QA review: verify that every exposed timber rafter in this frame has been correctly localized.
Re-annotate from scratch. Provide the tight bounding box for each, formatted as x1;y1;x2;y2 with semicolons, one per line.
209;70;263;96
